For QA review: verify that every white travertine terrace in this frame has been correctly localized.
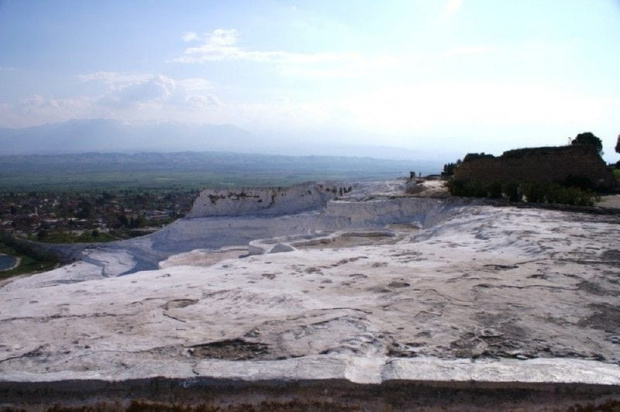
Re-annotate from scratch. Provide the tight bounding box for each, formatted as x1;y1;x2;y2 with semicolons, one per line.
1;179;619;387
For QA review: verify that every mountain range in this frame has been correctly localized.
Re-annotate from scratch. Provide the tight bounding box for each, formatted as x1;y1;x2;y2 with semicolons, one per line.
0;120;257;155
0;119;452;165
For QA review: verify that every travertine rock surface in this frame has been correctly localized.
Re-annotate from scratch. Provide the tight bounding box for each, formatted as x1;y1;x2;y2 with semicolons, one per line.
186;182;350;218
1;179;619;389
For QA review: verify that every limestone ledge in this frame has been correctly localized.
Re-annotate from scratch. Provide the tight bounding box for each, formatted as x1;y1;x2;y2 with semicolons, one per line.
2;356;619;386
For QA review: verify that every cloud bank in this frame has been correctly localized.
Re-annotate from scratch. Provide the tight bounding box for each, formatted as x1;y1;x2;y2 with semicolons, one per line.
173;28;361;66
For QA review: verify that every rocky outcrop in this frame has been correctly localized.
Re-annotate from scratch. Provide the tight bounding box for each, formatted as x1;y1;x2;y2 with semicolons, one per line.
453;145;616;189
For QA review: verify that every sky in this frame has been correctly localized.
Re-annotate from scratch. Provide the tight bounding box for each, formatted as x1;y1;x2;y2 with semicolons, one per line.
0;0;619;160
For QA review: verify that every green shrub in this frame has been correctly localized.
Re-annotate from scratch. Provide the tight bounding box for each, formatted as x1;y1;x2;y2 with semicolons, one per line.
545;185;598;206
487;181;503;199
469;181;488;197
447;179;599;206
521;182;545;203
563;175;593;190
446;179;468;197
501;181;520;202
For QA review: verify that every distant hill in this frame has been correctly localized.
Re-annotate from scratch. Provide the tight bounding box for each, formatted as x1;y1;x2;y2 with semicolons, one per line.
0;119;453;165
0;119;256;155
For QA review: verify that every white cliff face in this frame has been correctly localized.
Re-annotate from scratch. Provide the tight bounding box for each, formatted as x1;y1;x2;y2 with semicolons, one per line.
186;183;353;218
1;179;619;387
316;197;447;230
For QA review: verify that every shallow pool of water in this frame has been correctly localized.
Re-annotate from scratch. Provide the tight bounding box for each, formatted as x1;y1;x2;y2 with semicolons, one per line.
0;255;17;271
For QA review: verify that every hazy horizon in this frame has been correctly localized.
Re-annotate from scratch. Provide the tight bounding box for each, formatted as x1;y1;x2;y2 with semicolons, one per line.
0;118;462;163
1;1;619;161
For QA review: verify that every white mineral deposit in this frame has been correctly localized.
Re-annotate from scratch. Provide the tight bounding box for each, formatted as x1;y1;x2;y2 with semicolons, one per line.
1;179;619;409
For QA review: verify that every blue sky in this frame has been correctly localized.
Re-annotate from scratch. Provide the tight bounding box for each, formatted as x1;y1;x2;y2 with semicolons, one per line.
1;0;619;159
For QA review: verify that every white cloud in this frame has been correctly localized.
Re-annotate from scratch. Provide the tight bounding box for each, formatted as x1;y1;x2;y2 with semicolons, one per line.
321;81;616;151
93;73;221;115
182;31;198;42
0;94;97;127
77;72;215;107
101;75;176;107
208;28;238;47
177;77;213;91
80;71;213;93
172;28;361;66
440;46;496;57
444;0;463;15
186;94;221;108
173;29;239;62
77;71;153;88
2;80;617;156
171;28;496;83
0;73;221;127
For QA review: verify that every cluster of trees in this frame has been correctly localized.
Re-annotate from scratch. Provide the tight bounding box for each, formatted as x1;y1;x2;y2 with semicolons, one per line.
443;132;614;179
572;132;620;169
444;131;616;206
442;160;462;177
570;132;603;155
570;131;620;159
447;179;600;206
572;132;620;172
